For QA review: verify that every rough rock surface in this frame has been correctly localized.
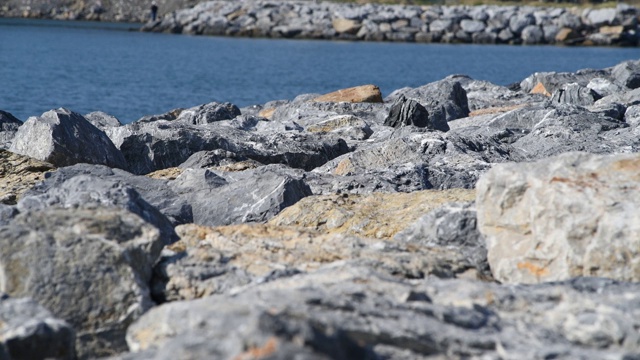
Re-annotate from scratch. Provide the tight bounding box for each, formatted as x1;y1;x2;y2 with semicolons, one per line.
123;265;640;360
312;84;383;103
477;152;640;284
0;208;164;358
269;189;476;239
0;149;55;205
9;108;127;169
0;110;22;149
0;296;76;360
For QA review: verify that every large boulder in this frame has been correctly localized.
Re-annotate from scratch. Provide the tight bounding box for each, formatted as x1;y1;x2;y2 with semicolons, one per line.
123;266;640;359
477;152;640;284
0;149;55;205
0;296;76;360
175;101;241;125
0;208;164;358
9;108;127;169
384;95;444;131
611;59;640;89
550;83;602;106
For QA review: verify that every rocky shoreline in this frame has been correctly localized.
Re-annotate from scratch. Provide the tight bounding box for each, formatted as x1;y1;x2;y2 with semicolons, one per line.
1;59;640;359
141;0;640;46
2;0;640;46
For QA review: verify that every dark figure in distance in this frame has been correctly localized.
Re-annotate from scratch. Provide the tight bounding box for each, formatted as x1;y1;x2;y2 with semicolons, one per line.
151;1;158;21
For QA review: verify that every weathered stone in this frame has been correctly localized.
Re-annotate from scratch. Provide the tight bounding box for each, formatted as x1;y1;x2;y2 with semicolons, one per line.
530;82;551;96
84;111;122;131
0;296;76;360
521;25;543;44
9;108;127;170
0;208;163;358
305;114;373;141
585;8;617;27
331;18;360;34
176;101;241;125
0;150;55;205
312;84;383;103
178;149;251;169
611;60;640;89
383;95;434;130
124;265;640;359
477;152;640;284
269;189;476;239
550;83;602;106
460;19;485;33
0;110;22;149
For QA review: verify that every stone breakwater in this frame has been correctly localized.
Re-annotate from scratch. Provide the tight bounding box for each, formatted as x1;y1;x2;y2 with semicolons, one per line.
142;0;640;46
0;59;640;358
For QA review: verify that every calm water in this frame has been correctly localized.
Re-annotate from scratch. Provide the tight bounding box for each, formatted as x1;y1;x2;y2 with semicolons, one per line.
1;18;638;124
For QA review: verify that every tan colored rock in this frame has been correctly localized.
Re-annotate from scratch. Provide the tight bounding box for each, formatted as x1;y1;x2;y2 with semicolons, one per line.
599;25;624;35
154;222;488;301
0;149;55;204
313;84;383;103
477;152;640;284
332;18;361;34
269;189;476;239
555;27;578;42
146;167;184;180
258;107;276;120
530;82;551;97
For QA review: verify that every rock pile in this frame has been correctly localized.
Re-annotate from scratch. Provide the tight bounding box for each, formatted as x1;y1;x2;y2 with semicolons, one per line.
1;59;640;358
142;0;640;46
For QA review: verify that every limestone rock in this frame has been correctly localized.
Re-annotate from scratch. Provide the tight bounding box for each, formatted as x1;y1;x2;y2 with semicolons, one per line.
305;114;373;141
0;208;164;358
611;59;640;89
176;101;241;125
0;110;22;149
9;108;127;170
269;189;476;239
550;83;602;106
332;18;360;34
0;296;76;360
84;111;122;131
312;84;383;103
477;152;640;284
0;150;55;205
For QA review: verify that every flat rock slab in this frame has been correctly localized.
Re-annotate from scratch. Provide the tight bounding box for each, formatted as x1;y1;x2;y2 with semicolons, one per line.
477;151;640;284
269;188;476;239
0;208;164;359
0;150;55;205
312;84;383;103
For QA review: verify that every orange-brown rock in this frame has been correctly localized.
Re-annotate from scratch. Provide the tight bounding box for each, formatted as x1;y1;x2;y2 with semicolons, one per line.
599;25;624;35
0;149;55;205
331;18;361;34
258;107;276;119
555;27;578;42
530;82;551;97
313;84;383;103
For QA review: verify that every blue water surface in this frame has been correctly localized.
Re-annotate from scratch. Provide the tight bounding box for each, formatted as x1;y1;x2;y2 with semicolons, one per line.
1;18;638;123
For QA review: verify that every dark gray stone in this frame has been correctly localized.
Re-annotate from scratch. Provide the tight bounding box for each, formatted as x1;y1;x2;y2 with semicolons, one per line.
84;111;122;131
551;83;602;106
384;95;441;130
9;108;127;170
0;205;18;226
0;111;22;149
176;101;241;125
0;296;76;360
612;60;640;89
178;149;252;168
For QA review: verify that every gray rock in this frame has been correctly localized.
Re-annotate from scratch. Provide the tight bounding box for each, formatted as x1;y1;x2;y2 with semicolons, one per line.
17;165;179;244
175;101;241;125
178;149;251;168
0;296;76;360
84;111;122;131
550;83;602;106
384;95;441;130
587;77;625;97
0;204;18;226
0;110;22;149
460;19;485;33
386;79;469;126
0;208;164;358
625;105;640;128
521;24;543;44
394;202;490;278
9;108;127;170
477;152;640;284
509;12;535;34
520;68;609;94
123;264;640;359
611;60;640;89
585;8;618;26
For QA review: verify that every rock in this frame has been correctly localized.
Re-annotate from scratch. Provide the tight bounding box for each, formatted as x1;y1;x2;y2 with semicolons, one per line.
530;82;551;96
124;265;640;359
520;69;607;95
312;84;383;103
611;60;640;89
521;24;543;44
9;108;127;170
383;95;434;130
387;79;469;126
460;19;485;33
152;221;487;302
0;149;55;205
331;18;360;34
0;110;22;149
0;296;76;360
84;111;122;131
305;114;373;141
550;83;602;106
625;105;640;127
477;152;640;284
587;77;625;97
394;202;490;278
0;208;164;358
585;8;617;27
175;101;241;125
269;189;476;239
0;205;18;226
509;13;535;34
178;149;251;168
17;164;179;243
